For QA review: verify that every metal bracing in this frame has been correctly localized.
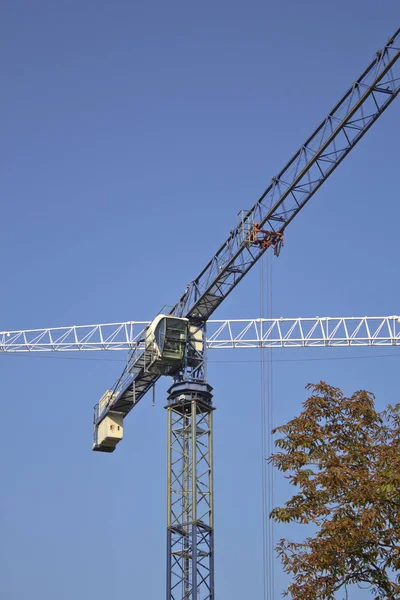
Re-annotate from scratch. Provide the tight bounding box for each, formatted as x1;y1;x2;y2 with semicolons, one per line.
205;315;400;348
3;316;400;352
167;382;214;600
0;321;148;352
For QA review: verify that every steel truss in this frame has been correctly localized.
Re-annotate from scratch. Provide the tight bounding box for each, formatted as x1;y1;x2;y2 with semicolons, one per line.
2;316;400;352
167;382;214;600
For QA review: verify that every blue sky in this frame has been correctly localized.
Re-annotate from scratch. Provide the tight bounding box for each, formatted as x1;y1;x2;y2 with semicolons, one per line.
1;1;399;598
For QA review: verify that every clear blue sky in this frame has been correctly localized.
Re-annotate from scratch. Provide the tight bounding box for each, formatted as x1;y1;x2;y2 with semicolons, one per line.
1;1;399;598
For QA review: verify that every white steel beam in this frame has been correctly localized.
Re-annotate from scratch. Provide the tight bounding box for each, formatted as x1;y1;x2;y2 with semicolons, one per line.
1;316;400;352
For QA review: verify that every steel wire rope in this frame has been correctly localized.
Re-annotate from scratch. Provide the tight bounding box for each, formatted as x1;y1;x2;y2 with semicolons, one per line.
261;251;274;600
259;250;275;600
260;254;268;600
266;253;275;600
260;253;275;600
3;351;400;364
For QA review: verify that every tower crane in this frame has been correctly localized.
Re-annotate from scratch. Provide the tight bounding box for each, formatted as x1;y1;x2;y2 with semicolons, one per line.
86;29;400;600
2;29;399;600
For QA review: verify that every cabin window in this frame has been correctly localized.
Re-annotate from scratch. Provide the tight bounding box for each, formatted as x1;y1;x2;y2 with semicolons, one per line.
155;320;166;352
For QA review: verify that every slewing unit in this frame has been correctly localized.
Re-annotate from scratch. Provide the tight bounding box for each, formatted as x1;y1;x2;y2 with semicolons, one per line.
93;315;192;452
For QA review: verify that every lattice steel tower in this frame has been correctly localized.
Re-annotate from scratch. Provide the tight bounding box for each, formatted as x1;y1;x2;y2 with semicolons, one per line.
166;381;214;599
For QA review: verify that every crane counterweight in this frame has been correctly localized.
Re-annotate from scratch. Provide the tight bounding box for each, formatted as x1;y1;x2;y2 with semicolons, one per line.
94;413;123;452
93;390;124;452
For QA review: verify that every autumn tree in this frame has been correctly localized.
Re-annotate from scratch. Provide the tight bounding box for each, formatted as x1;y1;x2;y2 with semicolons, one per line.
269;382;400;600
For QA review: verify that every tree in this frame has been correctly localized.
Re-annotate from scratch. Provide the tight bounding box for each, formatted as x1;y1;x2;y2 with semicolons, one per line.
269;382;400;600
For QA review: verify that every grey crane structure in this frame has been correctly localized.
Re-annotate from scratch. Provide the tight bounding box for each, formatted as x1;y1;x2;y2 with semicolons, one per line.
92;30;400;600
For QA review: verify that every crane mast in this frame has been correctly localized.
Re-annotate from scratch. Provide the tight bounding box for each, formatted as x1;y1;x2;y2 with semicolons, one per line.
90;30;400;600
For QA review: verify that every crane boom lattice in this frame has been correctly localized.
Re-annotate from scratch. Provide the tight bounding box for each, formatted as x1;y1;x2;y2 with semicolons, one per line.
2;316;400;352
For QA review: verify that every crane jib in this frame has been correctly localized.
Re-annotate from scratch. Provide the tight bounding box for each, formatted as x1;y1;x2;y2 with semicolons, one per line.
97;28;400;429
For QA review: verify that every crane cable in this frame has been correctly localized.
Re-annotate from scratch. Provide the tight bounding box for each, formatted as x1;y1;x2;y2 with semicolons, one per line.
267;252;275;600
260;252;275;600
260;255;267;600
